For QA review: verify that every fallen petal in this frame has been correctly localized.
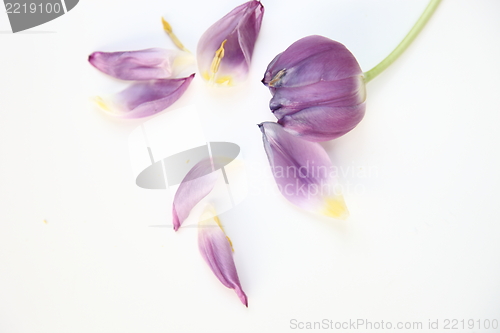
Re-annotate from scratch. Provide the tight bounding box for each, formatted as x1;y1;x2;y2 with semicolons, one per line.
259;122;348;219
89;48;194;80
198;205;248;306
93;74;194;119
172;158;218;231
197;0;264;85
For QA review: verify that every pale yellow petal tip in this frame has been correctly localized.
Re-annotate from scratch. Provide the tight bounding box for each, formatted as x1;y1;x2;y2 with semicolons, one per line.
321;196;349;220
202;73;234;87
171;52;196;74
215;76;233;86
92;96;122;117
92;96;111;112
199;205;234;252
213;213;234;251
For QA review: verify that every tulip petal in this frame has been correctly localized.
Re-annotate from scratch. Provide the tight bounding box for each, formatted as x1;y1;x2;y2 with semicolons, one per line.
278;102;366;142
198;205;248;306
197;0;264;85
262;35;362;88
89;48;194;80
94;74;194;119
172;158;219;231
259;122;348;218
270;75;366;115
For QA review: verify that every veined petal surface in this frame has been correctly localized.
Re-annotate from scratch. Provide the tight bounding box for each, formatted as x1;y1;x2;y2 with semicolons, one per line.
259;122;348;219
197;0;264;85
198;205;248;306
278;102;366;142
172;158;218;231
89;48;193;80
94;74;194;119
262;35;366;142
262;35;362;88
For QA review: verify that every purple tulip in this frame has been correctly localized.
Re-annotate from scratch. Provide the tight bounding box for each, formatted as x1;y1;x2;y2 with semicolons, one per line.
93;74;194;119
198;205;248;306
197;0;264;86
259;122;348;219
89;48;194;81
262;35;366;142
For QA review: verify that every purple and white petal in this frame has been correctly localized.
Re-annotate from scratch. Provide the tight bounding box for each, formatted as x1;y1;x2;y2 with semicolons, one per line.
197;0;264;85
89;48;191;80
94;74;194;119
172;158;219;231
198;205;247;306
270;75;366;115
278;102;366;142
259;122;348;218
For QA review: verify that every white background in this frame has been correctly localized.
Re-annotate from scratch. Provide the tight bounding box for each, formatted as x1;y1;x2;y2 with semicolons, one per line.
1;0;499;332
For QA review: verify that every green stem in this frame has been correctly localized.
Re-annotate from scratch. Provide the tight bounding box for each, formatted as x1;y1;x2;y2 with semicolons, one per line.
363;0;441;83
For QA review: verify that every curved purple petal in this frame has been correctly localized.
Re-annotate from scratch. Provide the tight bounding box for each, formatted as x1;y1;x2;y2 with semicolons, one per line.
89;48;183;80
95;74;194;119
172;159;218;231
278;102;366;142
197;0;264;85
262;35;362;88
270;75;366;115
198;206;247;306
259;122;348;218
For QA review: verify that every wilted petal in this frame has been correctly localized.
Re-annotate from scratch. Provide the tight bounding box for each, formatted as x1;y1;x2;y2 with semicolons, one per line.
197;0;264;85
278;102;366;142
262;35;365;142
198;205;247;306
93;74;194;119
89;48;194;80
270;76;366;141
259;122;348;219
172;159;218;231
270;76;366;115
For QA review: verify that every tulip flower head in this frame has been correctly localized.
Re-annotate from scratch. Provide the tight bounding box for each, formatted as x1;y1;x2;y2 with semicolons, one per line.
262;35;366;142
197;0;264;86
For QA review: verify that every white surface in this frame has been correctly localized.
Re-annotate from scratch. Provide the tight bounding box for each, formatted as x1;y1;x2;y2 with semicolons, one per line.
1;1;500;332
